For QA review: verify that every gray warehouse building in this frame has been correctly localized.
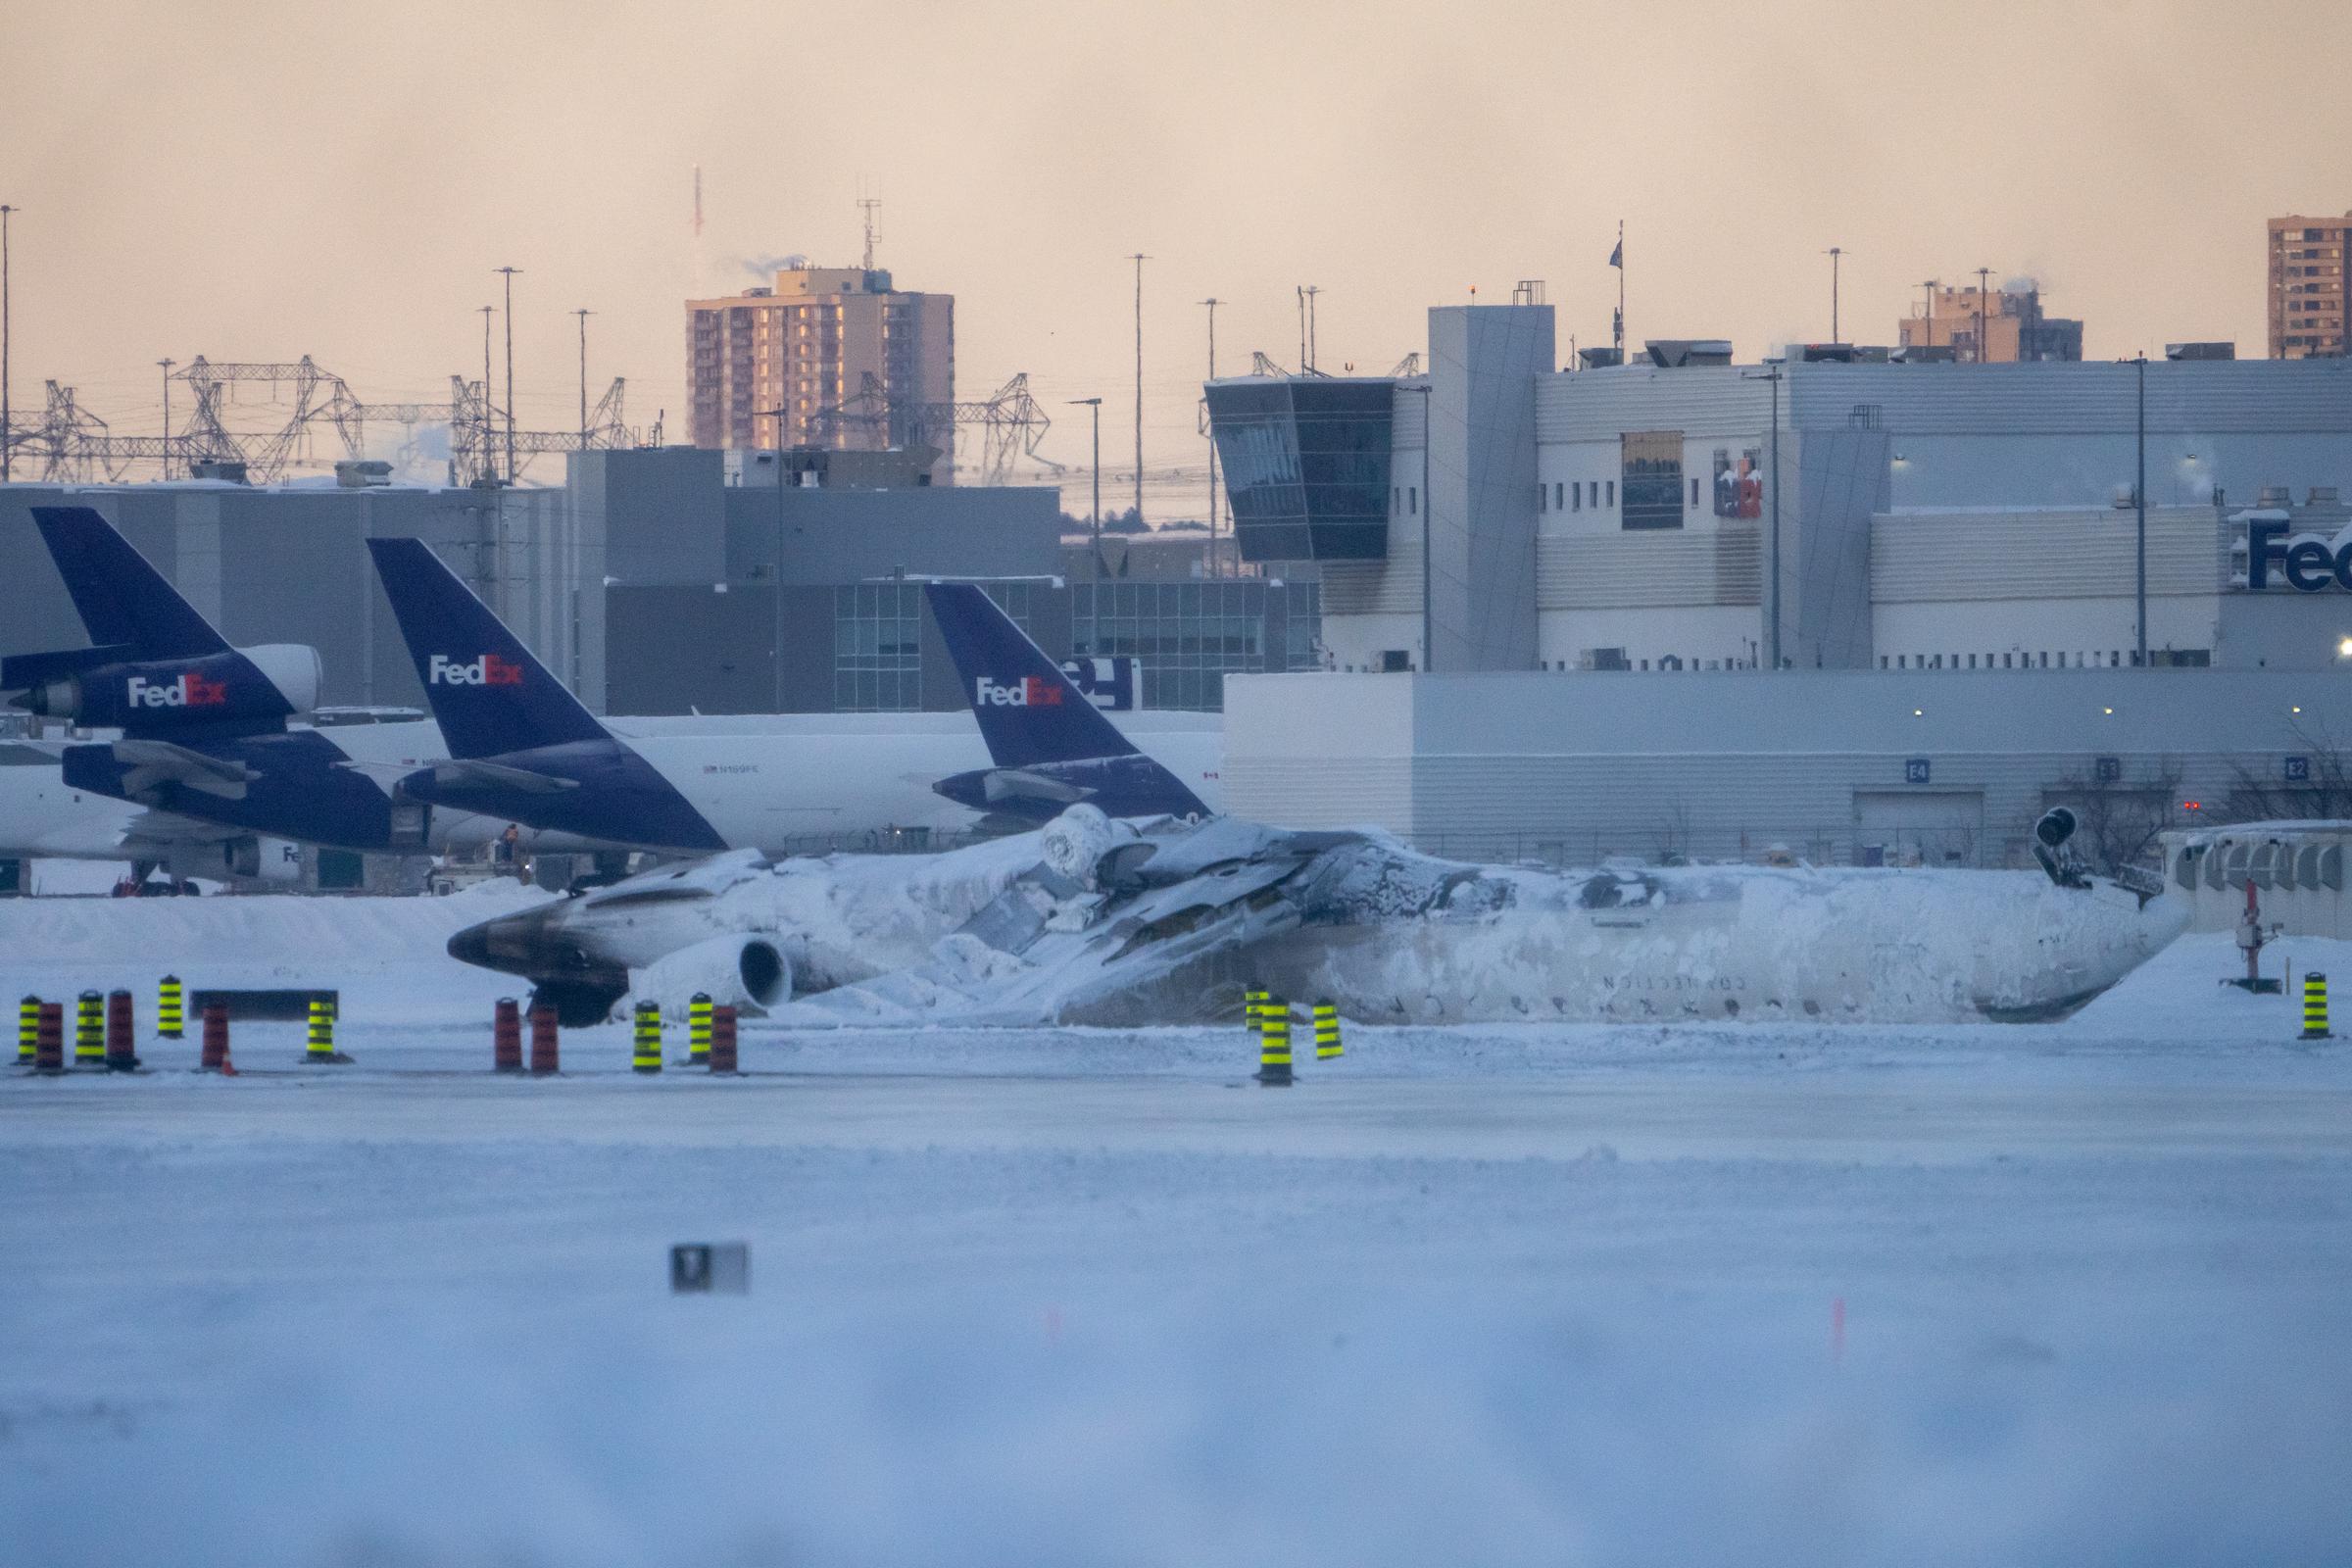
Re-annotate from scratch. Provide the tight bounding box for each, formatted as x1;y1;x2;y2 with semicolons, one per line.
0;446;1320;718
1201;302;2352;866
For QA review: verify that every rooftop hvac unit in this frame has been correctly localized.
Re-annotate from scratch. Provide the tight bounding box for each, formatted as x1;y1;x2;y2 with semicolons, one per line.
334;460;393;489
1643;339;1733;368
2165;341;2236;361
1576;647;1630;671
1577;346;1624;370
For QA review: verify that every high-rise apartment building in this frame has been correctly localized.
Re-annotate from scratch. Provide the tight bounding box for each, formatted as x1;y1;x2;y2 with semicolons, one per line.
1896;280;2082;362
687;267;955;480
2269;215;2349;358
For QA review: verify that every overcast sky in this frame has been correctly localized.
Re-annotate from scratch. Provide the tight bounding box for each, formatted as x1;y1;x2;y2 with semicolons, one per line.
5;0;2347;502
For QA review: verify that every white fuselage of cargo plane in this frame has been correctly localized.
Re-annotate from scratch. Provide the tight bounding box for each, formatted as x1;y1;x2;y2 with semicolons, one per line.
0;742;150;859
613;713;1226;850
15;710;1226;863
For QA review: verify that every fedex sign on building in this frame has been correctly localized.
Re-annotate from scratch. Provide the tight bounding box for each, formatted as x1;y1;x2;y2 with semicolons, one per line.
2244;517;2352;593
428;653;525;686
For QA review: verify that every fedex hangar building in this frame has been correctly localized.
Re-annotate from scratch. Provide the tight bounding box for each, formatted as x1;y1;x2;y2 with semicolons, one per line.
1203;310;2352;866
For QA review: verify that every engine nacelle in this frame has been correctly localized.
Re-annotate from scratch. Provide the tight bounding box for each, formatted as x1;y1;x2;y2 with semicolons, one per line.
21;643;320;730
240;644;323;713
629;933;792;1018
225;836;305;883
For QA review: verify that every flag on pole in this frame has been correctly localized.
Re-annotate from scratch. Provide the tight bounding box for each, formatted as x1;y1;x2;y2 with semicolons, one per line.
1608;238;1623;269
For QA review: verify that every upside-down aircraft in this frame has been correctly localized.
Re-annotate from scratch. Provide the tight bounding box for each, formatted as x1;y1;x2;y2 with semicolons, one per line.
448;802;2185;1027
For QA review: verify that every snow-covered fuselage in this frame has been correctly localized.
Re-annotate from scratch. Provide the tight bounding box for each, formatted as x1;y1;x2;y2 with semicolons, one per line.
448;809;2187;1028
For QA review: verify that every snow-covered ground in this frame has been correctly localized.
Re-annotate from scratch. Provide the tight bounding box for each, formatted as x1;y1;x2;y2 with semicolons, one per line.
2;894;2349;1564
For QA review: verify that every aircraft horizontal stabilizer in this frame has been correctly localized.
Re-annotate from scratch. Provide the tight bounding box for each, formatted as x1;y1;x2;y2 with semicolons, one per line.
430;759;582;795
982;767;1096;806
1;644;137;692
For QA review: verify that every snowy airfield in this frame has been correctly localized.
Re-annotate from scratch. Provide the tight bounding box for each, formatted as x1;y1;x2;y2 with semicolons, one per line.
4;886;2350;1565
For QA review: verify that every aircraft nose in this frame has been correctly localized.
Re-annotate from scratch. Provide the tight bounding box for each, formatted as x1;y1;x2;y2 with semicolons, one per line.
446;919;494;967
446;904;559;975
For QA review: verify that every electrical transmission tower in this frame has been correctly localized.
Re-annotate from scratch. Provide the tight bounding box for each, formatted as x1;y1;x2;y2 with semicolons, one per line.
809;370;1054;486
11;356;639;487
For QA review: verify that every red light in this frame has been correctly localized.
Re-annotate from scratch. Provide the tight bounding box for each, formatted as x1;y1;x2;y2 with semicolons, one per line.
2183;801;2202;811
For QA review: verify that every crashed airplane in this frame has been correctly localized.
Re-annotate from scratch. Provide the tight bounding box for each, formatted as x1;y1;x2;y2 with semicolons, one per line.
449;803;2186;1029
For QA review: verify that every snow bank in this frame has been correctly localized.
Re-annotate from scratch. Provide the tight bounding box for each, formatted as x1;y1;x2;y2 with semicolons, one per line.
0;883;553;1028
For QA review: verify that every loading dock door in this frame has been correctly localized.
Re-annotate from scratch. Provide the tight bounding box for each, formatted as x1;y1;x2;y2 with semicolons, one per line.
1855;790;1985;868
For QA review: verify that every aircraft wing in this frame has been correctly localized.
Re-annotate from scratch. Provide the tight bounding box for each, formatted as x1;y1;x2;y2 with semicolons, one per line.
111;738;260;801
118;808;247;854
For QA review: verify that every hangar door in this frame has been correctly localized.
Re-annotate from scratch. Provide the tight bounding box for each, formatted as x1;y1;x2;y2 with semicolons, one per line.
1854;790;1984;868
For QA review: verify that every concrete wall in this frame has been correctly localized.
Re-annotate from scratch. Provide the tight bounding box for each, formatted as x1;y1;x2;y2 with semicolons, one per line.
723;484;1061;585
1225;667;2342;866
1426;305;1550;672
1785;427;1889;668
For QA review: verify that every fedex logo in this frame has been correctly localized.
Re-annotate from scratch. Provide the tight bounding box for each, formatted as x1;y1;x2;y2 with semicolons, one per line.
126;672;228;709
428;653;524;687
975;674;1062;708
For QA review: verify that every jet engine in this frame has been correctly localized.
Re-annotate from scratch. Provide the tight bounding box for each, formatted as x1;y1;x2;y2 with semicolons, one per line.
629;933;792;1017
1041;804;1116;885
12;643;321;729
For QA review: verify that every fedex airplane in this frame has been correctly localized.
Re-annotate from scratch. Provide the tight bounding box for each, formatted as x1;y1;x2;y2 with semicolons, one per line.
368;536;987;852
11;506;611;869
367;538;1228;854
924;581;1219;824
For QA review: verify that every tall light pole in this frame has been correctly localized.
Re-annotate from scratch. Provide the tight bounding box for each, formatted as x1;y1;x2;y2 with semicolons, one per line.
1917;279;1937;354
1974;266;1991;363
1;205;15;484
1200;297;1222;577
1071;397;1102;562
572;308;592;453
1128;254;1147;530
767;402;788;532
1743;367;1786;668
2133;352;2148;666
477;306;497;485
1824;246;1844;342
759;405;789;710
1412;381;1432;672
158;359;174;479
494;266;522;482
